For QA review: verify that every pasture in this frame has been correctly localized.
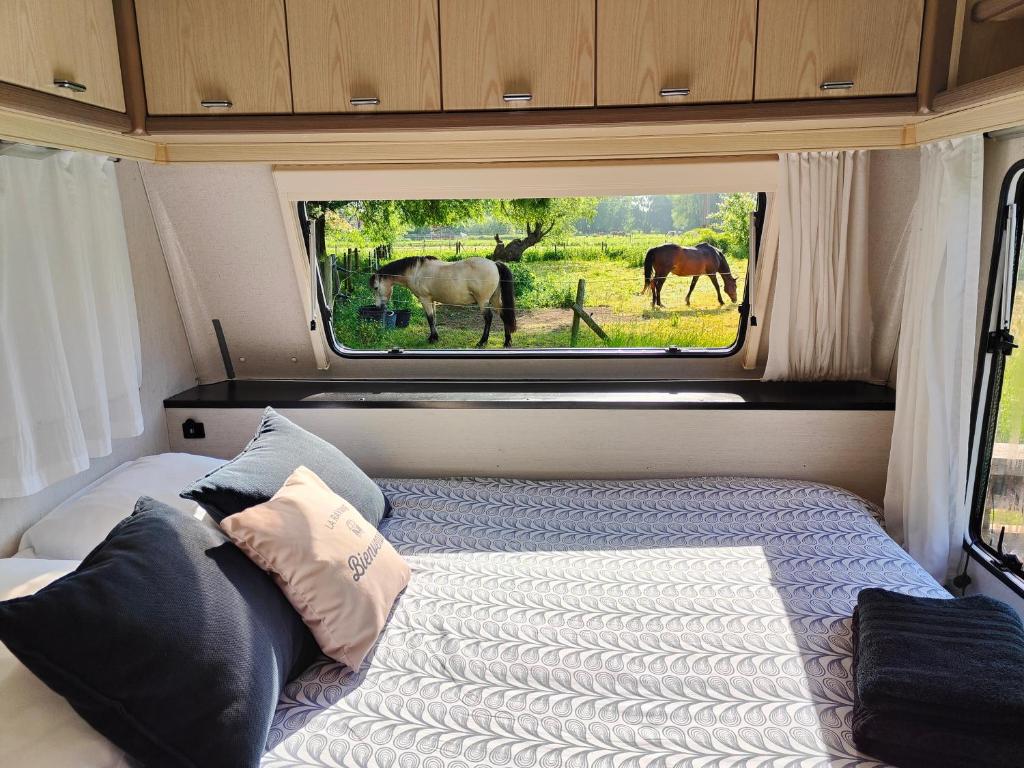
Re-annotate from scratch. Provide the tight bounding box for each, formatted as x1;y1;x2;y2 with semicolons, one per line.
325;232;748;350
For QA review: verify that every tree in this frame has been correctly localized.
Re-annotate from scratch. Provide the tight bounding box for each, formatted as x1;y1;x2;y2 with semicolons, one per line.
489;197;598;261
709;193;758;259
306;199;488;244
308;197;597;259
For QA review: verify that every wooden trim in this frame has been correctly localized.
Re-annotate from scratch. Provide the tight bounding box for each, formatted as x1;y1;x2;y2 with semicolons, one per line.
917;0;959;113
146;96;920;135
971;0;1024;22
933;62;1024;111
0;106;157;160
0;80;129;133
918;84;1024;141
947;0;970;89
162;125;910;164
112;0;148;135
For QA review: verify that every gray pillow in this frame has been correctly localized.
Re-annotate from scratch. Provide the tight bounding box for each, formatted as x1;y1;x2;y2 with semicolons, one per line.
181;407;389;526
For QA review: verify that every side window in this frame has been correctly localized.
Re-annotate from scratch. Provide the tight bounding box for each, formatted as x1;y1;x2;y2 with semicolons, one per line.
302;193;765;358
972;161;1024;575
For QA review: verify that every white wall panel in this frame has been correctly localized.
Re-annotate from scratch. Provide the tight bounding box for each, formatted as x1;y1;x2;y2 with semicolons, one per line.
166;407;894;505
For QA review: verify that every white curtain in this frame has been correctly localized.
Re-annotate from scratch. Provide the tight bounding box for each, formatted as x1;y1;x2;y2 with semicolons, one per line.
0;147;143;498
884;136;984;583
764;151;872;380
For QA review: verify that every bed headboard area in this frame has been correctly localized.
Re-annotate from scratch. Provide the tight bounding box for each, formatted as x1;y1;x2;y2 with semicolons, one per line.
163;380;896;505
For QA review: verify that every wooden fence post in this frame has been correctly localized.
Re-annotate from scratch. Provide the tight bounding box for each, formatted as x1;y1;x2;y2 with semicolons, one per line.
569;278;609;346
570;279;585;347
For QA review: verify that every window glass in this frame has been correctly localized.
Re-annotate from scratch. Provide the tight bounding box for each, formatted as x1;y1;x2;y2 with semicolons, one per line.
981;229;1024;561
977;166;1024;566
307;194;759;353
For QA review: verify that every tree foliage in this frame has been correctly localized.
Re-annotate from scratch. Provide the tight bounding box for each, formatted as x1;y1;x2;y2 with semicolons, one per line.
491;197;598;238
709;193;758;260
309;197;598;257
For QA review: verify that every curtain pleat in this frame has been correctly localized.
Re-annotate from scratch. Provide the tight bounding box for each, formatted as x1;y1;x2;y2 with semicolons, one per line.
884;136;983;583
0;149;143;498
764;151;872;381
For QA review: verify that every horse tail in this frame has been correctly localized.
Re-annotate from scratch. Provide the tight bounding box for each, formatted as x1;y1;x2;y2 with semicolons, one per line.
495;261;517;333
642;248;657;292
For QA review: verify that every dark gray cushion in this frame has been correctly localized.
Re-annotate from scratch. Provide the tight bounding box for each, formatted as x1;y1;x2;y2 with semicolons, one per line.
0;497;319;768
180;407;389;526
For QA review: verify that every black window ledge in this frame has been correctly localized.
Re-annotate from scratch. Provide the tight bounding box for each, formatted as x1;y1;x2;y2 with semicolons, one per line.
164;379;895;411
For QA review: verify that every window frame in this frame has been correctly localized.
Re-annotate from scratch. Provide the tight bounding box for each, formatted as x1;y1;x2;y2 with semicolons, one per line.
967;158;1024;597
301;193;766;360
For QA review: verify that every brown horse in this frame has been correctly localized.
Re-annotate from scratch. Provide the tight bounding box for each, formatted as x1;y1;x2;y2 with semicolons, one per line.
642;242;738;309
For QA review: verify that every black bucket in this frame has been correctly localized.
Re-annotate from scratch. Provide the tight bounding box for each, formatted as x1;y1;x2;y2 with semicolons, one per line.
357;305;396;328
394;309;412;328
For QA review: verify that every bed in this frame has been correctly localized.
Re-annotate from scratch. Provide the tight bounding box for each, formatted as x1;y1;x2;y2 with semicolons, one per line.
266;476;945;768
2;470;947;767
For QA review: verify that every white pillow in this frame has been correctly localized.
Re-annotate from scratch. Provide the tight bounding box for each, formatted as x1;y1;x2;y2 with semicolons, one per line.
0;558;131;768
17;453;225;560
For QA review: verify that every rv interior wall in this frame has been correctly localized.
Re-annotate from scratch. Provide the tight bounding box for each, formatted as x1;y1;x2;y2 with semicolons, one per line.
142;155;919;383
0;162;196;555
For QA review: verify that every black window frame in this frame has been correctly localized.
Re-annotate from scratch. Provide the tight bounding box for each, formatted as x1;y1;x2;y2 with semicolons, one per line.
967;158;1024;597
300;193;766;360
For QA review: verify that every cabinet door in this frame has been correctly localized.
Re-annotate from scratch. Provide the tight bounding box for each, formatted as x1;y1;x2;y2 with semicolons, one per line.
136;0;292;115
755;0;924;100
597;0;756;106
440;0;595;110
0;0;125;112
287;0;440;113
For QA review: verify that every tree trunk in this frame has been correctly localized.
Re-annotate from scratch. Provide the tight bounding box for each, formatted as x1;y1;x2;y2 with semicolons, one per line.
490;221;550;262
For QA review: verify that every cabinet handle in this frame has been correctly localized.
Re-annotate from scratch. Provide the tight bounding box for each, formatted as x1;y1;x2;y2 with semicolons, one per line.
659;87;690;98
502;92;533;103
820;80;855;91
349;97;380;106
53;79;87;93
200;99;233;109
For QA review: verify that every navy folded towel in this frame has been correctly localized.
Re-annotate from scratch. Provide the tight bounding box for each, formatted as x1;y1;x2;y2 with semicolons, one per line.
852;588;1024;768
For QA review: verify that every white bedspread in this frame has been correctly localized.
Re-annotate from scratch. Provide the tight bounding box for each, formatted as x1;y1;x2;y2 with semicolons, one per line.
264;477;947;768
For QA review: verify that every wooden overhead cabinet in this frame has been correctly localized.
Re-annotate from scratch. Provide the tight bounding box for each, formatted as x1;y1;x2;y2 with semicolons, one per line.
135;0;292;115
597;0;757;106
0;0;125;112
755;0;925;100
286;0;440;113
440;0;596;110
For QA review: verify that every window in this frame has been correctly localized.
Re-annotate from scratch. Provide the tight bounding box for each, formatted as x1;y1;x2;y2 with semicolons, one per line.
303;193;764;357
971;160;1024;579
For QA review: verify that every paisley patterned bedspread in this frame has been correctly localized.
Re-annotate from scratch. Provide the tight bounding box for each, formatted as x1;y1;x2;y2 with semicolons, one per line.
264;477;947;768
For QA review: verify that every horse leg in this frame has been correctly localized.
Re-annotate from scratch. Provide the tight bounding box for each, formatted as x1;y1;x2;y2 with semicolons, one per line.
686;276;699;306
654;277;667;308
477;307;493;348
424;301;439;343
709;273;724;305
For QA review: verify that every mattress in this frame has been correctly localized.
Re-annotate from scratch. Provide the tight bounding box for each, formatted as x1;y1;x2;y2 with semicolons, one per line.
264;477;947;768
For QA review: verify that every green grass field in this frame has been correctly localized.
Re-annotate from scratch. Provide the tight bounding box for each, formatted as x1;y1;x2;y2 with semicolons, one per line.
325;233;747;350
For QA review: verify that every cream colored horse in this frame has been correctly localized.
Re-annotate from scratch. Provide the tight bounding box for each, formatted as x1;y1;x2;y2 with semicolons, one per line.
370;256;517;347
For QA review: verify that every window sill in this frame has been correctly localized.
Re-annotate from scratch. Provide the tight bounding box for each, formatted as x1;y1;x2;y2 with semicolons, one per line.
164;379;896;411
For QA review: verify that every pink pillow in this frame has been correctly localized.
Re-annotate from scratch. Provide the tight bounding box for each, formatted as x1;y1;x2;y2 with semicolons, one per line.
219;466;410;670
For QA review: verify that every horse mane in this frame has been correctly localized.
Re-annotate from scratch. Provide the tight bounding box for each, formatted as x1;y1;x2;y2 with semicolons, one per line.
375;255;438;277
696;242;731;276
